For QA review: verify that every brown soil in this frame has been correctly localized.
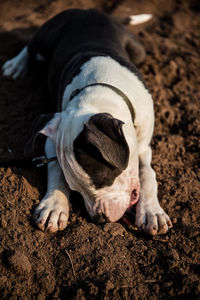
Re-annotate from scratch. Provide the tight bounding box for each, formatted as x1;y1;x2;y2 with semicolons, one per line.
0;0;200;299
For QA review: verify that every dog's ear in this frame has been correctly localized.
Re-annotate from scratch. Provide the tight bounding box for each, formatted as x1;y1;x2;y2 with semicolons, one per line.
39;113;61;142
73;113;129;188
24;113;59;158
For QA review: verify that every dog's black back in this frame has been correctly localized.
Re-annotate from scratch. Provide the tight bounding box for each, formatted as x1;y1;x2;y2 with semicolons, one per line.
28;9;145;107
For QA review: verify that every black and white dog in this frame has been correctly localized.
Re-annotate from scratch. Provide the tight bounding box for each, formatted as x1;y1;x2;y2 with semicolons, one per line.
2;9;172;235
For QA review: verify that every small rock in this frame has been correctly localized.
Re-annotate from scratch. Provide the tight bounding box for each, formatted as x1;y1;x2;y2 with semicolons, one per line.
0;276;7;287
88;283;98;296
164;249;180;268
35;230;45;240
169;60;178;72
40;275;55;294
37;293;46;300
9;250;32;274
73;288;86;300
172;217;177;224
8;175;15;182
165;249;179;261
0;214;7;228
105;279;115;292
163;281;173;288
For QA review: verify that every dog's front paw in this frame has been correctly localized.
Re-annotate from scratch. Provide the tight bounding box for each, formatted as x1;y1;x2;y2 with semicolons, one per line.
33;192;69;233
135;201;172;236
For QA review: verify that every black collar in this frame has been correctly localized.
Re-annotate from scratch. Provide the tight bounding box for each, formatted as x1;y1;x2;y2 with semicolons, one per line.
69;82;135;124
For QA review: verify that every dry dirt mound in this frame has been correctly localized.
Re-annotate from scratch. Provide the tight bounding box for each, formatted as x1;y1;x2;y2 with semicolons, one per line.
0;0;200;299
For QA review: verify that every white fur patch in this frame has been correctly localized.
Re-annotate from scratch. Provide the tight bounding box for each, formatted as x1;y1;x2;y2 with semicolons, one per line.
62;56;154;154
33;138;70;233
129;14;153;26
2;46;29;79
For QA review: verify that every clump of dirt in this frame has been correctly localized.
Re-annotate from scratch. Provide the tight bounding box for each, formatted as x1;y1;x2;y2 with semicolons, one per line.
0;0;200;299
8;250;32;274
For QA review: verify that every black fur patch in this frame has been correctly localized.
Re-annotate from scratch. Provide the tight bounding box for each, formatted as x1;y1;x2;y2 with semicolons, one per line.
73;113;129;188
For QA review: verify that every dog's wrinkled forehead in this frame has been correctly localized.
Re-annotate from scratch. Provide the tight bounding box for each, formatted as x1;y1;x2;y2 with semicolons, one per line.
73;113;129;189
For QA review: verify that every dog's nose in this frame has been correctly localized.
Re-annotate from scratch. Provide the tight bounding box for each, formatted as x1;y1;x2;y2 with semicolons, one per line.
92;213;109;224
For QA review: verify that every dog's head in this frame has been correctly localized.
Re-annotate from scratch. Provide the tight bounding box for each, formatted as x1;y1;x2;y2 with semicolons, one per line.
40;111;140;223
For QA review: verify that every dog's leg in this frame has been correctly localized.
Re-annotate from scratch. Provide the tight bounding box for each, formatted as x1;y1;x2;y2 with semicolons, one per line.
2;46;30;79
135;146;172;235
117;23;146;65
2;10;74;80
124;32;146;65
33;138;70;232
2;45;46;80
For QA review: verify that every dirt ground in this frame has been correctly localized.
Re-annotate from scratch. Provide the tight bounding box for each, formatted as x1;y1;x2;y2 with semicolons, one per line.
0;0;200;299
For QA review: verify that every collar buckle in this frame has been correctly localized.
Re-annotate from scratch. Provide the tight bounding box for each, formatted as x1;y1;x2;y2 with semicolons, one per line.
32;155;57;167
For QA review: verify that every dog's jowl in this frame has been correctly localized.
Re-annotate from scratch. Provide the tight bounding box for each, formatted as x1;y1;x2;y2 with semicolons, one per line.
2;9;172;235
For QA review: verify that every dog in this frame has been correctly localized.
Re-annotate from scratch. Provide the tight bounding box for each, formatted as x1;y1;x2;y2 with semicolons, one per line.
2;9;172;236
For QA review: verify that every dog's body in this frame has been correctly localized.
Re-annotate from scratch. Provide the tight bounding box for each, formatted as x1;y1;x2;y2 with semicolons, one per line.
2;9;172;235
